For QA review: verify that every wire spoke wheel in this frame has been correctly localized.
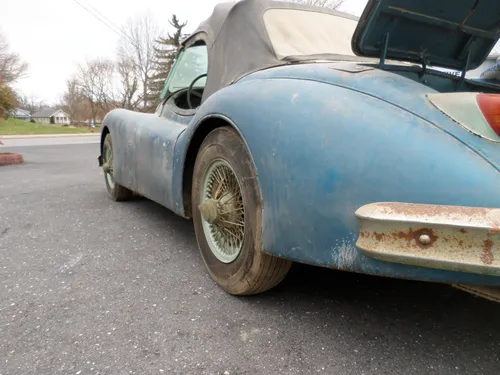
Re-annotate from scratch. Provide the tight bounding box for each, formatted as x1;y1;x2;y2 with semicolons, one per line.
200;159;245;263
192;127;292;295
103;144;115;189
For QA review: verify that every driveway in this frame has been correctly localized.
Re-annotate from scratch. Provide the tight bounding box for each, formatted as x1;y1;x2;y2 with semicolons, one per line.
1;143;499;375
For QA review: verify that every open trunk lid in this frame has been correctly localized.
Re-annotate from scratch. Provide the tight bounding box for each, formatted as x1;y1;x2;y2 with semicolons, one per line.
351;0;500;72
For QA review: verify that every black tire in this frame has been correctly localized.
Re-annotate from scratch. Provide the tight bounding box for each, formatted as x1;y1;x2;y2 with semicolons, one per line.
192;127;292;295
103;133;133;201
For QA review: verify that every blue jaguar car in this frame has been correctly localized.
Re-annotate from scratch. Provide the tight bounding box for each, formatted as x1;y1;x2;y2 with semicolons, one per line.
99;0;500;301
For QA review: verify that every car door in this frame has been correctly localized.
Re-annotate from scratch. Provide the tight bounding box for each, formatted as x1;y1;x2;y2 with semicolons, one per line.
134;43;208;210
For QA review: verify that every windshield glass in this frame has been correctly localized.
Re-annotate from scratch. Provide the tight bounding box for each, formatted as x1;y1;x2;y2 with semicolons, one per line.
263;9;357;60
162;45;208;98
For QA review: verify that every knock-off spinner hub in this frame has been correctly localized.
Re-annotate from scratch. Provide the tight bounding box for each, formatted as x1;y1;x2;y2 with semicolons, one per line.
198;198;219;224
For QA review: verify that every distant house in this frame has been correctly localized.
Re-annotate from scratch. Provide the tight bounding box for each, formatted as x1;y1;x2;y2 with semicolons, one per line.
31;109;71;125
11;108;31;121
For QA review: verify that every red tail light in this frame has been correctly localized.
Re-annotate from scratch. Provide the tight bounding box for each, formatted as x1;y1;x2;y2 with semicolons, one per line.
477;94;500;136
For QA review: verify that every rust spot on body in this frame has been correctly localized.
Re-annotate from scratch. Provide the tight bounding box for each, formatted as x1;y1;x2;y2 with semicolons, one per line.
459;228;467;234
481;239;494;265
373;232;385;241
488;228;500;235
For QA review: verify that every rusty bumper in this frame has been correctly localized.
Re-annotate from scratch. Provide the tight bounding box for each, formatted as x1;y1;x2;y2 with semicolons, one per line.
355;202;500;276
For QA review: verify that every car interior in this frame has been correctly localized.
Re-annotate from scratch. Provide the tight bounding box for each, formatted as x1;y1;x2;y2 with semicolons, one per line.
169;86;204;110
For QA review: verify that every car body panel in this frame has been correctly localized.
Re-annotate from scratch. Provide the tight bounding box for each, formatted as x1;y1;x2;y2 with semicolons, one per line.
103;108;189;211
238;62;500;171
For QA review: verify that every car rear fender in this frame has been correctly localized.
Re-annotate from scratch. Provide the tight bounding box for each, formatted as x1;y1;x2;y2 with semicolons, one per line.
174;77;500;285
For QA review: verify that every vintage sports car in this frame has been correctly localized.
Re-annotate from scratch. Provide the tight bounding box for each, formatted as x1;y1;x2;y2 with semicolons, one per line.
99;0;500;300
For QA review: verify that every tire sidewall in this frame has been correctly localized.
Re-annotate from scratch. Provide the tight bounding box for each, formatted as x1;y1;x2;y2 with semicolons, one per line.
103;133;118;200
192;127;263;292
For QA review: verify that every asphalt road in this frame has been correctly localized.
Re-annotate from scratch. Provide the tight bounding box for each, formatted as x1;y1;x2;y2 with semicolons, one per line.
1;143;499;375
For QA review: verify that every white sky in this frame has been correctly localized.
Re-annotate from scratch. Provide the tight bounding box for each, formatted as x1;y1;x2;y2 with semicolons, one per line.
3;0;500;104
3;0;368;104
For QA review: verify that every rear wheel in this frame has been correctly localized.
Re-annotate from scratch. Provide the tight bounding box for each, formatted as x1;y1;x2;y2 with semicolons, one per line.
102;133;133;201
192;127;292;295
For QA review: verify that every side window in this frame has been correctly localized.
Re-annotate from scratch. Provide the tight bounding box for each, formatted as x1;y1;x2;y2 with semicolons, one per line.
161;44;208;110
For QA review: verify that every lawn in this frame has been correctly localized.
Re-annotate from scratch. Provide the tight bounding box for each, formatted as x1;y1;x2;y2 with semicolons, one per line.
0;118;101;135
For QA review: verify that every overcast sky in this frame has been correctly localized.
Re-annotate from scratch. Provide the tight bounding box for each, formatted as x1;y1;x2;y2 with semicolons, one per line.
6;0;499;105
3;0;369;104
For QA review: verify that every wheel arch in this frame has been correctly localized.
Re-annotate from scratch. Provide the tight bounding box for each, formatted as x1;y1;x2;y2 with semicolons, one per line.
181;114;261;219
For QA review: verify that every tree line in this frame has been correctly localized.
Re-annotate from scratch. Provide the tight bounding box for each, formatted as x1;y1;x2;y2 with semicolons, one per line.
1;0;344;123
0;30;28;118
0;12;187;123
58;0;345;123
62;13;187;124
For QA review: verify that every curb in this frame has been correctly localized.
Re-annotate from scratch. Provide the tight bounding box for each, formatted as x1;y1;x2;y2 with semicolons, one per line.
1;133;101;139
0;152;24;166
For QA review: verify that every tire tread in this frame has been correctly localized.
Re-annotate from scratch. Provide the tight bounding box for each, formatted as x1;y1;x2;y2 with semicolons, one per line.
192;126;292;296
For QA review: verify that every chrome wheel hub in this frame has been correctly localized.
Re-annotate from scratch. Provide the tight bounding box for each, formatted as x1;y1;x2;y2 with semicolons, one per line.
199;159;245;264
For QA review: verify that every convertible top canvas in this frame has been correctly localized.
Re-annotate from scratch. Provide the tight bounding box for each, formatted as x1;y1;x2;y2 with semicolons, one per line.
183;0;360;101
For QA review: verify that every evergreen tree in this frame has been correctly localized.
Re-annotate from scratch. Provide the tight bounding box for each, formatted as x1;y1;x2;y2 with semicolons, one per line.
149;15;187;107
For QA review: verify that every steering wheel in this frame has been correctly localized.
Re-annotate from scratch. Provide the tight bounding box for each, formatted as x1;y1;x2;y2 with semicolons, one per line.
187;73;207;109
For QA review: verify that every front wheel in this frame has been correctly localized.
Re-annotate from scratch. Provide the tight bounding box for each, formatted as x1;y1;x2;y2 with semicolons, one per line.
192;127;292;295
102;133;133;201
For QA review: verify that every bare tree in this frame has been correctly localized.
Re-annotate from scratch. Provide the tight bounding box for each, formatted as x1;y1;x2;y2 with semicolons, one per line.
71;56;142;122
0;31;28;84
76;59;117;123
16;94;44;113
284;0;345;9
116;56;140;110
61;77;87;121
117;12;162;112
62;78;81;118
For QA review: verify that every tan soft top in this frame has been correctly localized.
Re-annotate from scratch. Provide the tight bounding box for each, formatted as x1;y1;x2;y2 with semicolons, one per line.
183;0;360;102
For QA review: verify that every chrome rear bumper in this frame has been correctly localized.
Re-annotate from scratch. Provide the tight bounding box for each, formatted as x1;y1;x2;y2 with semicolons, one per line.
355;202;500;276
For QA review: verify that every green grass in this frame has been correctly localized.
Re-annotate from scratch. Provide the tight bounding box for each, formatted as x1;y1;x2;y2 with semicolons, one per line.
0;118;101;135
